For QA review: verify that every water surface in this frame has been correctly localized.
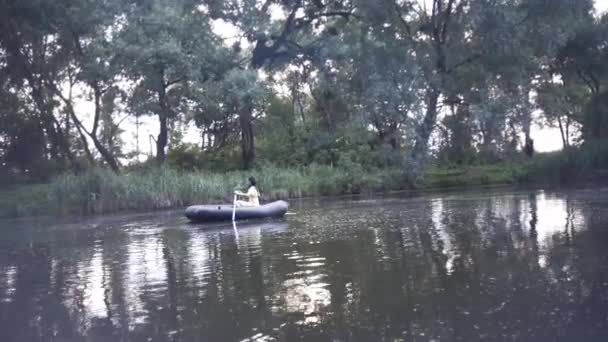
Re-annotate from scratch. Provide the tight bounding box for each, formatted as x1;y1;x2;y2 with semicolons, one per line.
1;188;608;341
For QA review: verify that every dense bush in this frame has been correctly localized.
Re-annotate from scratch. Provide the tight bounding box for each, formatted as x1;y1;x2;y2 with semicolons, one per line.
524;142;608;183
583;92;608;142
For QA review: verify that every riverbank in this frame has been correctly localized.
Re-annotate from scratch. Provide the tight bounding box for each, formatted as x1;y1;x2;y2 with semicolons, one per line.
1;145;606;218
0;164;517;218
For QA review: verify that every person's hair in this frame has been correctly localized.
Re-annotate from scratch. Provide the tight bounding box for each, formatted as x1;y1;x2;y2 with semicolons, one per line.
248;176;256;187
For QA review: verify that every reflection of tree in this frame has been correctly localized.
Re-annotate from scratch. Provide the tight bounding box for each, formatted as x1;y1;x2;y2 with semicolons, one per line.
529;192;540;265
0;238;89;341
2;192;608;341
543;198;608;341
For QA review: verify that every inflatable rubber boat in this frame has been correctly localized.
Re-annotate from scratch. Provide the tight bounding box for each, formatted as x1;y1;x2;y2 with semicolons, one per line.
185;200;289;222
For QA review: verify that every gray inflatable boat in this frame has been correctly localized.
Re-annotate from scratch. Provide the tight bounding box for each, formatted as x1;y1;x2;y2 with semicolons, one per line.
185;200;289;222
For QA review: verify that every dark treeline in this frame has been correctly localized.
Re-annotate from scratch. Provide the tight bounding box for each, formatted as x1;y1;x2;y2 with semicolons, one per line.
1;0;607;186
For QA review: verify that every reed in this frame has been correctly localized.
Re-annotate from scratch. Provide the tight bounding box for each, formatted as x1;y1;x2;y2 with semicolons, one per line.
5;148;603;219
1;164;402;218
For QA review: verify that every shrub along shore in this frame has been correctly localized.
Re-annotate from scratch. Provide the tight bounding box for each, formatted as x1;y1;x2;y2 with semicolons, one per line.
1;145;607;219
0;164;514;218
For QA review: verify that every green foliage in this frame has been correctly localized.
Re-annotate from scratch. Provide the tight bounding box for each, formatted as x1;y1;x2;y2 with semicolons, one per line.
0;184;52;218
5;145;608;218
424;163;526;188
525;142;608;183
582;92;608;141
437;108;477;165
0;165;407;218
2;0;608;202
196;69;270;127
166;143;205;171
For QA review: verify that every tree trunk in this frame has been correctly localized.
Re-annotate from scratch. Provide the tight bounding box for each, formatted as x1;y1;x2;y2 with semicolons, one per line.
92;86;121;173
68;107;123;172
388;121;399;149
524;135;534;158
54;82;121;173
408;3;446;174
522;110;534;157
73;119;96;165
40;111;61;160
239;101;256;170
565;116;571;147
30;84;79;170
156;76;170;166
410;86;441;166
156;114;168;166
94;137;121;173
291;84;306;125
557;116;568;149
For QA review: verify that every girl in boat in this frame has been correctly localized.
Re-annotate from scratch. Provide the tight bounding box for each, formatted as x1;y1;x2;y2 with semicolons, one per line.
234;176;260;207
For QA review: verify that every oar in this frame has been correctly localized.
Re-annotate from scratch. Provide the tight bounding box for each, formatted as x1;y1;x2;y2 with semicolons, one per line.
232;193;237;222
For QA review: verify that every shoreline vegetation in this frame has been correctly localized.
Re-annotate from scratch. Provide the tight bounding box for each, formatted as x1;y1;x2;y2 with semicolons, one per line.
2;1;608;220
2;145;606;219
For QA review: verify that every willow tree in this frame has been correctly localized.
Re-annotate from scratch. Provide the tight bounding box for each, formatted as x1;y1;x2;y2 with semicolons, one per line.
47;0;128;172
2;0;141;173
357;0;492;179
0;0;81;170
206;0;358;169
357;0;595;177
199;69;270;170
547;11;608;143
117;0;226;165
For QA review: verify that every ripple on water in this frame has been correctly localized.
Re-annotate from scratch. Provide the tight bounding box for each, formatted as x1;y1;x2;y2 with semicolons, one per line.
2;188;608;341
0;265;17;303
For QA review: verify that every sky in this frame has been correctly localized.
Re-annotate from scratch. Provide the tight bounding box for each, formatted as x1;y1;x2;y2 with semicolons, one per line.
594;0;608;12
522;0;607;151
73;1;608;161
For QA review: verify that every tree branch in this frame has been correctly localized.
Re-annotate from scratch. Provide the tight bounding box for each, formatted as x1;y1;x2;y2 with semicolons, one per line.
441;0;456;43
394;0;412;36
576;67;599;94
446;53;482;73
165;77;184;88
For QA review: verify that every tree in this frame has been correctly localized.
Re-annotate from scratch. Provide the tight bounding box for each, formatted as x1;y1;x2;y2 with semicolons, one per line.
206;0;358;168
117;0;226;166
0;0;131;173
198;69;270;170
2;0;605;182
582;91;608;142
359;0;491;179
537;80;586;148
547;11;608;144
50;0;126;172
0;0;82;170
0;89;49;182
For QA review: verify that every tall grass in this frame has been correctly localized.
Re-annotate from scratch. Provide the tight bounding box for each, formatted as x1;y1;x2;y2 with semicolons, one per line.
3;145;605;219
424;163;527;188
0;164;406;218
523;142;608;183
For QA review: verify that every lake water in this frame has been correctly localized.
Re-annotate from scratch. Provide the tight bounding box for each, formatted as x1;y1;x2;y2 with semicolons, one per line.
1;187;608;341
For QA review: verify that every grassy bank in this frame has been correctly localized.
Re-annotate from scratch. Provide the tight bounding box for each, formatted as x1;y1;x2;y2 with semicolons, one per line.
0;164;405;218
2;145;606;219
424;163;527;188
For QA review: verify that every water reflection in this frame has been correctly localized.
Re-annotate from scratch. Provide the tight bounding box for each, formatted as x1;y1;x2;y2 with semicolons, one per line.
0;265;17;302
0;189;607;341
81;244;106;319
275;251;330;325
